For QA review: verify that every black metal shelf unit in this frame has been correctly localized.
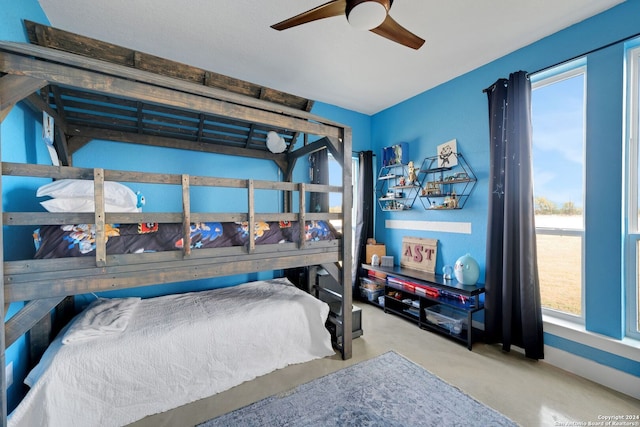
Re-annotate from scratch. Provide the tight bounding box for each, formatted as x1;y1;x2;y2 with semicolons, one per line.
376;162;421;211
418;152;477;210
361;264;485;350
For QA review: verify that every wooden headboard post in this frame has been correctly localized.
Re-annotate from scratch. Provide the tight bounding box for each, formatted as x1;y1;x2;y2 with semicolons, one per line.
93;168;107;267
181;174;192;257
340;127;353;359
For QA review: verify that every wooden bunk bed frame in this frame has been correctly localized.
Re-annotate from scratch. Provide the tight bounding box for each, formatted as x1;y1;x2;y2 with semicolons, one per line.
0;22;352;425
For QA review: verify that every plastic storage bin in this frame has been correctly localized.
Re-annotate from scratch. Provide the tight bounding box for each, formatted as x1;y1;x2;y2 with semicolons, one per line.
424;304;467;335
359;286;384;303
360;277;384;291
359;277;384;303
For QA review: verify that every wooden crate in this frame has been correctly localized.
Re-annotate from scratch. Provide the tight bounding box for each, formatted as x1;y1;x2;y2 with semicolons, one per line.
365;244;386;263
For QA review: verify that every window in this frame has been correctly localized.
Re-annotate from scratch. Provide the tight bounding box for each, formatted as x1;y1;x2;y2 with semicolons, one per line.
328;154;359;258
531;61;586;320
625;42;640;339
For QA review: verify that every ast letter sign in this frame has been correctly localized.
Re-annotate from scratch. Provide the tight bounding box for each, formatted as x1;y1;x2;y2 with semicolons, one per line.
401;237;438;273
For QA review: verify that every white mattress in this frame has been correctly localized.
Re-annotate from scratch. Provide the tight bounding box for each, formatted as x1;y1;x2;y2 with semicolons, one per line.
8;278;335;427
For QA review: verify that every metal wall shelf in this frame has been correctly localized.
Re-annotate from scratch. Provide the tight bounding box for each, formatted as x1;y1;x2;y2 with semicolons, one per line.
418;153;477;210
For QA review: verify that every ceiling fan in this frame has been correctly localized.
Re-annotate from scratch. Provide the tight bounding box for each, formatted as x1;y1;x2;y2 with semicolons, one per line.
271;0;425;50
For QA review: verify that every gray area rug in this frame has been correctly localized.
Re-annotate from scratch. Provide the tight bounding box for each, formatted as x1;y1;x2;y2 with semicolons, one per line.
198;351;518;427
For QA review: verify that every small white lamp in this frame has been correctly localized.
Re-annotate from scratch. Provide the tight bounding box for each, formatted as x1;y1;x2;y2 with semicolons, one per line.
266;131;287;153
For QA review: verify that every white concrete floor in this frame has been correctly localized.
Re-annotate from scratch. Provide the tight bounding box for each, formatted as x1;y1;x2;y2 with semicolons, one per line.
129;303;640;427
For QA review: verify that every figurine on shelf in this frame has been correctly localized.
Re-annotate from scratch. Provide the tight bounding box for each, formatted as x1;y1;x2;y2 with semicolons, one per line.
407;161;417;185
423;182;440;196
450;191;458;208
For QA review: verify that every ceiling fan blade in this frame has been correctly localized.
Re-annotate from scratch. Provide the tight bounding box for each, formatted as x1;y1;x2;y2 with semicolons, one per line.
370;14;425;50
271;0;347;31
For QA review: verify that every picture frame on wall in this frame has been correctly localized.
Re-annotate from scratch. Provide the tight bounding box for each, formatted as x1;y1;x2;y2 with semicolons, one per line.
382;142;409;166
437;139;458;168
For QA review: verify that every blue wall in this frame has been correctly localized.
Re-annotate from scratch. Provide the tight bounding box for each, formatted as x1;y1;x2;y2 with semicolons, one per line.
312;101;372;154
2;0;639;412
371;71;489;272
369;2;640;377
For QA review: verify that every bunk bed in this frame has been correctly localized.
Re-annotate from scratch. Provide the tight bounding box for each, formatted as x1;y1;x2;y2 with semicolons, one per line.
0;21;353;426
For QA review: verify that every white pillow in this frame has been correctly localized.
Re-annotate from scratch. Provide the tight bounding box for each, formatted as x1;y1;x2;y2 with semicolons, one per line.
40;197;141;213
61;297;141;345
24;297;142;387
37;179;138;209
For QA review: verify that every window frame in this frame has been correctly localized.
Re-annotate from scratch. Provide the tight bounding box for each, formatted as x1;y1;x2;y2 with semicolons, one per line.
624;41;640;340
530;60;587;323
328;153;360;259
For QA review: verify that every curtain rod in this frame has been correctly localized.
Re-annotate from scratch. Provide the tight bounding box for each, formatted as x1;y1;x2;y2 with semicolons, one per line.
529;30;640;77
482;80;506;94
483;30;640;94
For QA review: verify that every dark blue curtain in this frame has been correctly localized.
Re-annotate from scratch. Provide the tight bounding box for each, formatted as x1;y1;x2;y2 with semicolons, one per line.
352;151;374;292
309;149;329;212
484;71;544;360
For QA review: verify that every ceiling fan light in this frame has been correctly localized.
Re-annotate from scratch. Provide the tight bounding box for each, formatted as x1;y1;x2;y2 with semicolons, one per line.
347;1;387;30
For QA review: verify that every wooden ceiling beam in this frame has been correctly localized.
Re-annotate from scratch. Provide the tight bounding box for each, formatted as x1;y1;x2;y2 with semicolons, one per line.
47;86;72;164
24;92;60;123
324;136;344;164
5;297;65;348
67;125;288;161
0;74;47;121
245;124;257;149
21;20;317;114
0;49;341;141
22;91;72;166
197;113;205;142
66;135;93;154
291;136;342;163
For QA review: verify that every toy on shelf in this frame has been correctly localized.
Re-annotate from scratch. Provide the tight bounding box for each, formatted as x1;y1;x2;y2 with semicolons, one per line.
376;144;421;212
407;161;418;184
419;151;476;210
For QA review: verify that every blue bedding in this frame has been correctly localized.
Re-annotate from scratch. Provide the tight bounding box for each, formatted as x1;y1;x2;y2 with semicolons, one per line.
33;220;338;259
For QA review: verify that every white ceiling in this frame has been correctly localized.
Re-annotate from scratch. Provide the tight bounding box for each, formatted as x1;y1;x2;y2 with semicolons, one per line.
37;0;623;115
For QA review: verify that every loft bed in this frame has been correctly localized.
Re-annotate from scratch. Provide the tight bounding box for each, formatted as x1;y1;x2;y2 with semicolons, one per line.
0;21;353;425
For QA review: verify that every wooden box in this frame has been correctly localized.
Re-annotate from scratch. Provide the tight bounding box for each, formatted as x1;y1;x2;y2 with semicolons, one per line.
365;244;386;264
400;237;438;273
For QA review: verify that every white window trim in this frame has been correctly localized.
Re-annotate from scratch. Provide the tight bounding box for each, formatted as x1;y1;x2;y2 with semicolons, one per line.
531;60;587;323
624;42;640;340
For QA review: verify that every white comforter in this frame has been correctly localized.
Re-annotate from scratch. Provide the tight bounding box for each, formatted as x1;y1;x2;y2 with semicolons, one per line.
9;278;334;427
